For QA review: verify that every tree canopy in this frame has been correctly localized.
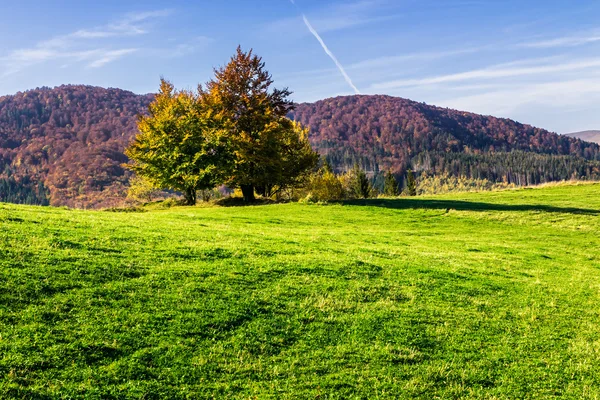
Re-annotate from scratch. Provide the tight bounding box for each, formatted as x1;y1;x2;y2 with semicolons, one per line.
125;48;318;204
201;47;317;201
125;80;232;205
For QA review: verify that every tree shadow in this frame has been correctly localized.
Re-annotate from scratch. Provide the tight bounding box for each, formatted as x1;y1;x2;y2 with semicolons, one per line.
340;199;600;216
214;197;282;207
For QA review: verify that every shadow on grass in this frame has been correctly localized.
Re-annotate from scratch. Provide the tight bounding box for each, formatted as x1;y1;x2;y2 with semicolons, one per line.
215;197;283;207
340;199;600;215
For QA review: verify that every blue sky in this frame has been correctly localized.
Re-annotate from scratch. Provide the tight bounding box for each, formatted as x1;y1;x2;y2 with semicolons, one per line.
1;0;599;133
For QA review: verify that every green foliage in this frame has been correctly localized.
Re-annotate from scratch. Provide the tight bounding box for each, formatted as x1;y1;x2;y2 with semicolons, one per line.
125;80;232;205
412;150;600;186
406;169;417;196
255;119;319;197
416;172;516;195
126;175;161;204
303;166;346;202
383;171;400;196
345;164;373;199
0;175;49;205
126;50;318;205
202;47;318;201
1;184;600;397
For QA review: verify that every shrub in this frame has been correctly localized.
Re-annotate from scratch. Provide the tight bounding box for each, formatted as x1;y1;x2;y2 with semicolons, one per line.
383;171;401;196
343;164;374;199
416;173;516;195
127;175;161;204
303;168;345;202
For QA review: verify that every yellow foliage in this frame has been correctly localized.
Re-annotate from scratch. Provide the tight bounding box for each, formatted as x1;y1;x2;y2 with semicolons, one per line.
416;173;516;195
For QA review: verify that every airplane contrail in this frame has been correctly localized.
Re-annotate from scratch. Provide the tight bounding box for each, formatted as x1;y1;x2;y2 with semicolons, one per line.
288;0;361;94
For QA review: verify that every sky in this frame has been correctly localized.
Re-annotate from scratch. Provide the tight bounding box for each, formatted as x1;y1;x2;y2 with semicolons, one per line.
0;0;599;134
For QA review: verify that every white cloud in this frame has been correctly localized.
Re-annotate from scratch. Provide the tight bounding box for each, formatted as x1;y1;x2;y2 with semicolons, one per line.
519;32;600;49
0;9;175;76
437;78;600;122
71;9;174;39
87;49;139;68
347;47;486;71
370;58;600;90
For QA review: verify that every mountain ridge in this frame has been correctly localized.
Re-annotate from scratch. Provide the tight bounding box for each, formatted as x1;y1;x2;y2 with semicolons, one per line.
1;85;599;207
566;130;600;145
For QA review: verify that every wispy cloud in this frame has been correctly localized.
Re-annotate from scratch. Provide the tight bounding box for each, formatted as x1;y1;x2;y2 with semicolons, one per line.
300;15;360;94
87;49;139;68
371;58;600;90
0;9;174;76
437;78;600;123
287;0;360;94
149;36;214;59
518;31;600;48
268;0;396;36
347;47;486;71
70;9;174;39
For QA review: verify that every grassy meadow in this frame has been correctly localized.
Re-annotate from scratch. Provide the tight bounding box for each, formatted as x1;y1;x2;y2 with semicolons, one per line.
1;183;600;399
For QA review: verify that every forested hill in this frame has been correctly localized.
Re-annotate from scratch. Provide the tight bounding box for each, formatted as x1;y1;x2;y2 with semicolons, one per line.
1;86;599;207
0;86;153;207
291;95;600;174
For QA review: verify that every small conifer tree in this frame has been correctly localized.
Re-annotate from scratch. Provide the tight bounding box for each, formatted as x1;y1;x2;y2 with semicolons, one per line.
347;164;372;199
406;169;417;196
383;171;400;196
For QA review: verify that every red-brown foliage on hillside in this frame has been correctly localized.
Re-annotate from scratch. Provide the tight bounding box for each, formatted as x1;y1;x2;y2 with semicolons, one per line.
0;87;598;208
291;95;599;174
0;85;153;207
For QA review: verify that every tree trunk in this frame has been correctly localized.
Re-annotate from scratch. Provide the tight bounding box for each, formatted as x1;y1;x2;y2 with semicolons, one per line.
184;188;197;205
241;185;255;203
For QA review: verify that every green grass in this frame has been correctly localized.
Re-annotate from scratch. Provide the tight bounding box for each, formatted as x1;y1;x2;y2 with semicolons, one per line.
1;183;600;399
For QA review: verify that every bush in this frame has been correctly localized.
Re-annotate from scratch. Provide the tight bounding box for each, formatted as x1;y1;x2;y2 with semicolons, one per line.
303;169;345;202
383;171;400;197
416;173;516;195
197;188;225;203
126;175;161;204
343;164;375;199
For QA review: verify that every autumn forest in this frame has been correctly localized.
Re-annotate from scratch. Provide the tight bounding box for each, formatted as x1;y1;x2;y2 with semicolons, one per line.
0;53;599;208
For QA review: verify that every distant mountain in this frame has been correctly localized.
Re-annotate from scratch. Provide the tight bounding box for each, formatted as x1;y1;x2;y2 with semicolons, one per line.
0;85;153;208
0;86;599;208
565;130;600;144
291;96;600;185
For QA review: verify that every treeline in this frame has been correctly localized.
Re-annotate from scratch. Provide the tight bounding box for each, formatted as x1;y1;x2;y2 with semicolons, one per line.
412;151;600;186
292;96;600;172
1;67;599;207
325;150;600;194
0;175;49;205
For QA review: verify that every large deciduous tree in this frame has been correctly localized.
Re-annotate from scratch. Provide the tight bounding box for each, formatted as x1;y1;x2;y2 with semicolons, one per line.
202;47;317;202
125;80;232;205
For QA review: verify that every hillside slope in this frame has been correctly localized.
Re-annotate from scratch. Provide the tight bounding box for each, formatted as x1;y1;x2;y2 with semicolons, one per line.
292;95;600;172
0;85;153;208
1;184;600;398
1;86;599;207
566;130;600;144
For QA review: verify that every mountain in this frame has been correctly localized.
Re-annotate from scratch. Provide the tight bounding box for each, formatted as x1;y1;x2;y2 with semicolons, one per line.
566;130;600;144
0;86;153;208
1;86;599;208
291;95;600;186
